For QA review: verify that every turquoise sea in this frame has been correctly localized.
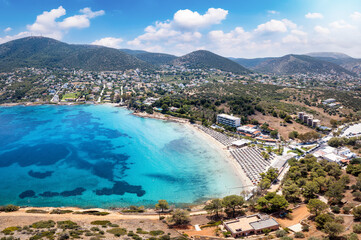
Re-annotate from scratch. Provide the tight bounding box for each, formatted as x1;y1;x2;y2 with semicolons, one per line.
0;105;243;208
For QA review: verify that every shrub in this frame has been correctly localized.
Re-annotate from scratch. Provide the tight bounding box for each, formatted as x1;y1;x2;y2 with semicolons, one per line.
106;228;127;236
50;209;73;214
301;225;309;232
109;224;119;227
344;206;352;214
315;213;333;229
353;206;361;220
136;228;148;234
335;216;344;224
30;220;55;228
160;235;171;240
331;206;340;214
276;230;287;237
281;237;293;240
149;230;165;236
263;228;272;235
0;205;19;212
69;230;83;238
73;210;109;216
353;223;361;234
58;233;70;240
29;230;56;240
25;209;48;214
57;221;78;229
294;232;305;238
122;205;145;213
308;237;320;240
90;220;111;226
2;227;20;235
348;233;359;240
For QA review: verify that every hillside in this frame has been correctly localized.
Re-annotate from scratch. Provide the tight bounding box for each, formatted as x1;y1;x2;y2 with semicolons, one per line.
306;52;361;76
253;54;356;76
173;50;251;74
119;49;148;55
229;57;274;68
0;37;153;71
120;49;177;66
306;52;352;60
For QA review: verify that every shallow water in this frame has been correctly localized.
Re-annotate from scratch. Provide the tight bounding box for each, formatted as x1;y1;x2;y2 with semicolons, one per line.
0;105;243;208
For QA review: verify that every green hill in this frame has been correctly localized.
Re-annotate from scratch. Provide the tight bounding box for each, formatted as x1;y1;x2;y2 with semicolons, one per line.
306;52;361;76
0;37;153;72
253;54;356;76
173;50;251;74
119;49;177;66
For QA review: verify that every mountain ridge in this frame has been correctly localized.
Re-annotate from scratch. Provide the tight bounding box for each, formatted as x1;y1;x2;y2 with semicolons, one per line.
0;37;153;72
253;54;356;76
173;50;251;74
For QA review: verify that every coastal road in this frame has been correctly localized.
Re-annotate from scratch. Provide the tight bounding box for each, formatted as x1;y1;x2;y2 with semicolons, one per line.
121;85;123;103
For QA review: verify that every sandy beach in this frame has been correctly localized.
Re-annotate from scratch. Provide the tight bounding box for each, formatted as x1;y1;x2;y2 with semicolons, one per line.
132;111;254;192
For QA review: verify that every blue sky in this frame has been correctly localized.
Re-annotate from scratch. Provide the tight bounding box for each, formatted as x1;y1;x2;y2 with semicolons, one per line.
1;0;361;57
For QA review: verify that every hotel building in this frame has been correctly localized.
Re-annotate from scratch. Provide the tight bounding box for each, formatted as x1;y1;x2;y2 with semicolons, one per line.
217;114;241;127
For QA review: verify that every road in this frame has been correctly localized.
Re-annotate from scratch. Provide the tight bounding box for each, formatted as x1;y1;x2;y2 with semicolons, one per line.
97;84;105;103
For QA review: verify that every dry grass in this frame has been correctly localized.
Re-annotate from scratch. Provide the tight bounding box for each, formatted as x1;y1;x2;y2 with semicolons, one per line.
182;226;218;238
251;113;312;140
274;205;310;228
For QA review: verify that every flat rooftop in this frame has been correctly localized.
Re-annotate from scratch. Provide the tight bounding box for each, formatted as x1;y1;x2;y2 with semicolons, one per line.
224;215;259;233
250;218;279;230
224;214;280;234
217;114;240;120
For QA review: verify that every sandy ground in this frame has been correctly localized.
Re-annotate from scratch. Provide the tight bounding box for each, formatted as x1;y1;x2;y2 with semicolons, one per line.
182;226;218;238
133;111;254;192
274;205;310;228
0;208;181;240
0;207;164;229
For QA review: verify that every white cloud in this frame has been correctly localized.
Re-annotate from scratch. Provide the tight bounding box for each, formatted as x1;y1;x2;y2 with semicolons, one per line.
4;27;12;33
4;6;361;58
126;8;226;54
305;12;324;19
92;37;123;48
59;8;104;29
268;10;280;15
314;25;330;34
173;8;228;29
27;6;66;39
351;11;361;21
329;20;354;29
208;27;251;46
0;6;104;44
0;31;30;44
80;7;105;18
255;19;296;33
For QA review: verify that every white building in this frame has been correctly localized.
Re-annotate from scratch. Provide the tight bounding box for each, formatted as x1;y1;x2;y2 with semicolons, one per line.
217;114;241;127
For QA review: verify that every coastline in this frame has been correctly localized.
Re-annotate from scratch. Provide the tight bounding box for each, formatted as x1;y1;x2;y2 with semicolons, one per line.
132;111;254;192
0;104;253;209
